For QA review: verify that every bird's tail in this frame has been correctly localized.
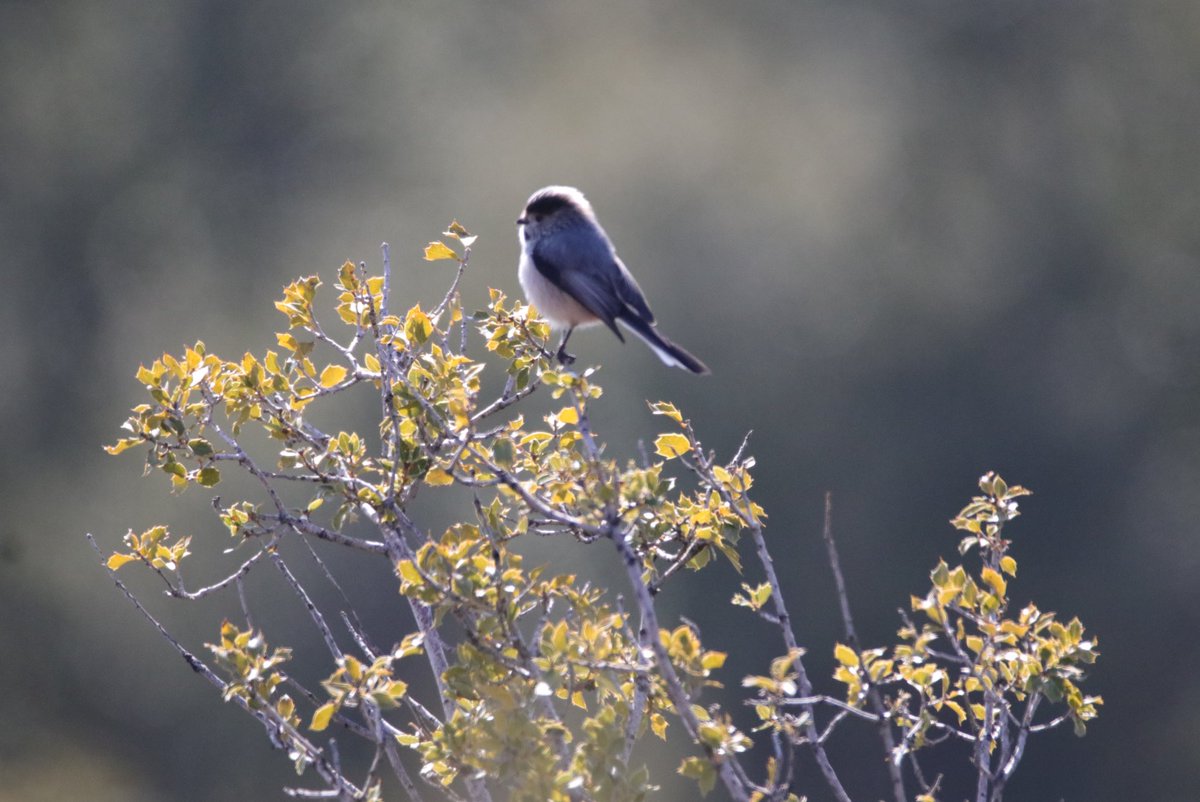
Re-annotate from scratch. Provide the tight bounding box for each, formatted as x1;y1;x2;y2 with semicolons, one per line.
619;315;710;375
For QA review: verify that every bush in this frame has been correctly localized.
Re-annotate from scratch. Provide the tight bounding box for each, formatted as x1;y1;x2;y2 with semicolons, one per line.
97;224;1100;802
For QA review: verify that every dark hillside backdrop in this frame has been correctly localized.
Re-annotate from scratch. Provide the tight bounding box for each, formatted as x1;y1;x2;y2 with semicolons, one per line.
2;2;1197;800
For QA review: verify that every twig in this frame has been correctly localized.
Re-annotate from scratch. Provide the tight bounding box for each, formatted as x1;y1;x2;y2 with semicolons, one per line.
820;492;905;802
698;454;852;802
236;575;255;631
272;550;343;660
171;541;275;601
611;527;750;802
780;694;880;722
89;533;360;797
380;242;391;321
289;516;389;554
377;512;492;802
298;536;375;655
470;374;539;423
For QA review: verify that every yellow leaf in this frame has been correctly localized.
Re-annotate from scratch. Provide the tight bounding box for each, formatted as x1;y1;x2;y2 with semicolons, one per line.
555;406;579;426
1000;555;1017;577
423;241;457;261
654;433;692;459
424;467;454;486
649;401;684;425
943;699;967;724
752;583;772;608
319;364;348;388
104;438;141;456
310;702;336;732
552;621;568;652
397;560;423;586
834;643;859;667
343;655;363;682
105;553;139;571
981;566;1007;597
404;305;433;345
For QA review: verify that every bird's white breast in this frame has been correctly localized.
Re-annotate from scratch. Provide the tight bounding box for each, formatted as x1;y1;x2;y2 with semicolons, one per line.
518;250;598;329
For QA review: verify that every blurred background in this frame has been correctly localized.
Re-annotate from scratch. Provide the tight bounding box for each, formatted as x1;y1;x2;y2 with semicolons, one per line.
2;1;1198;799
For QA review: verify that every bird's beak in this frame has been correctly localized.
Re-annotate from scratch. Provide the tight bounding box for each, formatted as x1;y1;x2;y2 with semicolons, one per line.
516;217;527;226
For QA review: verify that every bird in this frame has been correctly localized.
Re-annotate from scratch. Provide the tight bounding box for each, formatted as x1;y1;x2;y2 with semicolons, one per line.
515;185;709;375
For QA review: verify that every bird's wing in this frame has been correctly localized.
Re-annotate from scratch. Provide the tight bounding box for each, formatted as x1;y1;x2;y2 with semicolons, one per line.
530;226;652;339
612;256;655;325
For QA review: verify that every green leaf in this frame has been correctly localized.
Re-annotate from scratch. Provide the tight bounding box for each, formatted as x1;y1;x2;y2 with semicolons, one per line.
931;560;949;587
197;467;221;487
404;305;434;345
444;220;470;238
678;756;716;795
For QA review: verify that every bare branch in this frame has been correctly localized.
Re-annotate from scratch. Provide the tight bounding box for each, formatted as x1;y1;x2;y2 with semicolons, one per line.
89;534;361;797
170;540;276;601
272;550;344;661
690;438;852;802
380;242;392;321
820;493;905;802
611;527;750;802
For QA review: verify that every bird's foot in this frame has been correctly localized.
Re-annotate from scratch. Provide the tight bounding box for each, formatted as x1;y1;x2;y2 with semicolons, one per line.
555;345;577;366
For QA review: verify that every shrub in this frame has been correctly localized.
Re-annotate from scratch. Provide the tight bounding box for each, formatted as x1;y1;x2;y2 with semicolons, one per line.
97;224;1100;801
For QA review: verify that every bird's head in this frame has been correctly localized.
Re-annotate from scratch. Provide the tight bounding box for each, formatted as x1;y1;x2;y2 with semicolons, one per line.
516;185;595;245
